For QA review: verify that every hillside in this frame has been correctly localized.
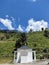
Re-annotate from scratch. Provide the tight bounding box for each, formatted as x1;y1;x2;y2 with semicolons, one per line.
0;31;49;63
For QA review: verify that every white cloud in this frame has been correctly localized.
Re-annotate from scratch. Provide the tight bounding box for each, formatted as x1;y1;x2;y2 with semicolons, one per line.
0;18;15;30
6;15;16;22
33;0;36;2
17;25;23;32
26;18;48;32
29;0;37;2
11;16;16;21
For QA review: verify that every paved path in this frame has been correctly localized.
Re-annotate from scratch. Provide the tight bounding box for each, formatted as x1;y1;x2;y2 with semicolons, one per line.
0;60;49;65
0;62;48;65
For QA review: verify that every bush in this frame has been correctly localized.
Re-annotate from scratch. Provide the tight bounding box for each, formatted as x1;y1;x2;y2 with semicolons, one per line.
0;37;4;40
5;34;10;39
44;28;49;38
43;48;49;53
40;55;44;60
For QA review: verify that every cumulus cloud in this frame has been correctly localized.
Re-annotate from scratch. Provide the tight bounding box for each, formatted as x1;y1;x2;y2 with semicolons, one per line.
17;25;23;32
0;18;15;30
26;18;48;32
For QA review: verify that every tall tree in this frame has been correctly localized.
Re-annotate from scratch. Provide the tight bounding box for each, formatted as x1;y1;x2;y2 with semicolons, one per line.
20;33;27;45
15;32;27;50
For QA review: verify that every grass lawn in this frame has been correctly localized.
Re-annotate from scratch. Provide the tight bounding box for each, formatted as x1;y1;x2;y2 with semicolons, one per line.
0;57;13;64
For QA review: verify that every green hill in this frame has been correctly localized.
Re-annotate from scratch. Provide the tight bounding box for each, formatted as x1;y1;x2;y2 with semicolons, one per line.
0;31;49;63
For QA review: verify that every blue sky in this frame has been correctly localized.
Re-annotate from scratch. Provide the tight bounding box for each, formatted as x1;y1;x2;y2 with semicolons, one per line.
0;0;49;32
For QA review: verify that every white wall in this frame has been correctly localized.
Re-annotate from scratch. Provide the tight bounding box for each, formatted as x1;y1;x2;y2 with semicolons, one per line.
27;52;33;62
14;50;36;63
21;56;27;63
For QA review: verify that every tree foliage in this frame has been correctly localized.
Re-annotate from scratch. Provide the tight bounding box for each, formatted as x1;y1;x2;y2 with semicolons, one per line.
43;48;49;53
44;28;49;38
41;28;44;31
15;32;27;50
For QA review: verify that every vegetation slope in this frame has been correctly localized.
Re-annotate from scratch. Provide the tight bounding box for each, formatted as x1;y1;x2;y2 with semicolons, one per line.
0;30;49;63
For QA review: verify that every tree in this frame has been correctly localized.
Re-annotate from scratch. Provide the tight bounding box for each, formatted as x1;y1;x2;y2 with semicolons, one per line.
15;39;21;50
14;32;27;50
41;28;44;31
29;29;33;33
44;28;49;37
20;33;27;45
34;43;37;47
43;48;49;53
40;55;44;60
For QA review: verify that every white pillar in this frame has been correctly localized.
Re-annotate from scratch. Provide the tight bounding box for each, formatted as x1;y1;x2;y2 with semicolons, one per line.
14;51;16;63
34;51;36;61
32;51;34;61
16;52;20;63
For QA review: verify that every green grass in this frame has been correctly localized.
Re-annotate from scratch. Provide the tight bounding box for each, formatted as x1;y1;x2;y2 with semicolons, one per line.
0;57;13;64
0;41;15;63
27;31;49;49
0;41;15;57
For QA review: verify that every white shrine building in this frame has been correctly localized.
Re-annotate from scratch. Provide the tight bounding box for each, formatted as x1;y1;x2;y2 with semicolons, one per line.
14;45;36;63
